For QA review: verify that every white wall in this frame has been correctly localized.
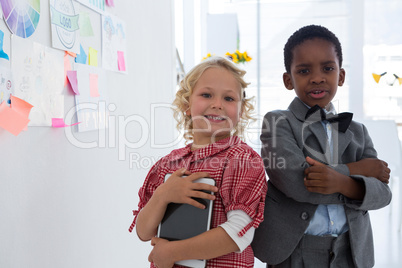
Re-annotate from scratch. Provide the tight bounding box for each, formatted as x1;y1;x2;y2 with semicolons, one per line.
0;1;176;267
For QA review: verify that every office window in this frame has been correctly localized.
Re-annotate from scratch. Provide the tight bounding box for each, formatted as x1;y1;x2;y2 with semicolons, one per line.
176;0;402;146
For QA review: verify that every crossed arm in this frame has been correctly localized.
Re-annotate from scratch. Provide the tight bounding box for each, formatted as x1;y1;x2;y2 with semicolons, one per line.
261;111;391;208
304;156;390;200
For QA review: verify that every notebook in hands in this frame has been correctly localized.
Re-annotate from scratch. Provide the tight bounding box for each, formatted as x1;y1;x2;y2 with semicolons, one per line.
157;173;215;268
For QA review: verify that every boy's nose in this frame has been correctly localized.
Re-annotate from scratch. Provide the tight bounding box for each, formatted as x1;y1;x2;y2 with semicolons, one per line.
310;72;325;84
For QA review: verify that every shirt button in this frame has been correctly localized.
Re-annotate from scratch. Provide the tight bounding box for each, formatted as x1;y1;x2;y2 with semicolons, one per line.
301;212;309;220
331;220;334;225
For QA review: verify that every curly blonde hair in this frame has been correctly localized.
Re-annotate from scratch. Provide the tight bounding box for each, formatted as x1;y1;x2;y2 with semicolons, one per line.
172;56;255;143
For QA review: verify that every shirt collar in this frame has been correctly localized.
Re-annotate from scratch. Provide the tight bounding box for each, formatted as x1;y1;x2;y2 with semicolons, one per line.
297;97;337;115
167;136;242;162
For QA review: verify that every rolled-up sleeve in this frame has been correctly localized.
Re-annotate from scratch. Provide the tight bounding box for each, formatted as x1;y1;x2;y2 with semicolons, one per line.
220;149;267;237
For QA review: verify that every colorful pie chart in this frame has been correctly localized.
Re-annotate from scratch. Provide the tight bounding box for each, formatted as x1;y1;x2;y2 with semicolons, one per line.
0;0;40;38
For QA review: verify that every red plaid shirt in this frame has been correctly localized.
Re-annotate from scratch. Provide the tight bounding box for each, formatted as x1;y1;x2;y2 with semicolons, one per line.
129;136;267;268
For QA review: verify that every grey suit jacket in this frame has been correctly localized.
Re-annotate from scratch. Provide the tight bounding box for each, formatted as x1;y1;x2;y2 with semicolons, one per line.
252;97;392;267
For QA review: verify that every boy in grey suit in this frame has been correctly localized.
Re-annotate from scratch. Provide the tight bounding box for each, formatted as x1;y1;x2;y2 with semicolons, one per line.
252;25;392;267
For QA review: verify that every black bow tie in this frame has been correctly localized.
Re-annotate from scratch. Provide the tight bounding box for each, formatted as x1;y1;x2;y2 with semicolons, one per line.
305;105;353;133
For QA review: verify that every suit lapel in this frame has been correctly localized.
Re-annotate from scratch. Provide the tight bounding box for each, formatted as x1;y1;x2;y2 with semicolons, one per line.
331;127;353;164
288;98;331;164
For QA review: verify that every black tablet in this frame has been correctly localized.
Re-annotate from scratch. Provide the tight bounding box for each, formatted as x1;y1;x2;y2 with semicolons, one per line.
157;174;215;268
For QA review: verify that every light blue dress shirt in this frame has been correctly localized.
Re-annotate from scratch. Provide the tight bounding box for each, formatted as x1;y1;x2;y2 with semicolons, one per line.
304;103;349;236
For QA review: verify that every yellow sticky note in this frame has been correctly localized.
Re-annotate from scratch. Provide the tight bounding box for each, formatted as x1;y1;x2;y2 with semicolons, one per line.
88;47;98;67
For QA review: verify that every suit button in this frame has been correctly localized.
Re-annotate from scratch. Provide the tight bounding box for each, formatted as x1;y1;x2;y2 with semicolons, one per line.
339;195;344;201
301;212;309;220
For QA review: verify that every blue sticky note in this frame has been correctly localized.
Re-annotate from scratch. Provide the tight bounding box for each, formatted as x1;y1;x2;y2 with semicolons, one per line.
0;30;9;60
75;44;87;64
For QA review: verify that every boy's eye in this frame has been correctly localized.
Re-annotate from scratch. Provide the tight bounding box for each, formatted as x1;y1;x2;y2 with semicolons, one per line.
224;96;234;102
298;69;309;74
201;93;211;98
324;66;335;72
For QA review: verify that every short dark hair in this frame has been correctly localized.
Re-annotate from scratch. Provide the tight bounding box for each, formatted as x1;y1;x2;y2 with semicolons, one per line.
283;25;343;73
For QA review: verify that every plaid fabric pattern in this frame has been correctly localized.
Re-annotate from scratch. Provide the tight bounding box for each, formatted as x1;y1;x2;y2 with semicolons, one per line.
129;136;267;268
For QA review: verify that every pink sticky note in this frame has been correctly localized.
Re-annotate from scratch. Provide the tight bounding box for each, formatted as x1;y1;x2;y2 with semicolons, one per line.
89;73;100;97
117;51;126;71
0;101;30;136
52;118;81;128
106;0;115;7
64;53;72;86
67;70;80;95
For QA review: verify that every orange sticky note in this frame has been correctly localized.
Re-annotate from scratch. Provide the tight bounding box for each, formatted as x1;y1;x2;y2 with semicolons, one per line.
88;47;98;67
10;95;34;118
66;51;77;58
89;73;100;97
117;51;126;71
0;101;30;136
10;95;33;131
64;53;72;86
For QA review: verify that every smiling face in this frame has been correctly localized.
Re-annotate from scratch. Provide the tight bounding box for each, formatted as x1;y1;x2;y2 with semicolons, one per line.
283;38;345;109
186;67;243;147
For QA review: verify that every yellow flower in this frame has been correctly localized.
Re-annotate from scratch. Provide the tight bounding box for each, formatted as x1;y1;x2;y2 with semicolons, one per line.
225;50;252;64
202;53;214;61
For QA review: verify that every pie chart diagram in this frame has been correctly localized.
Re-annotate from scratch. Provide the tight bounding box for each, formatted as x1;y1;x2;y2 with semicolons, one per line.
1;0;40;38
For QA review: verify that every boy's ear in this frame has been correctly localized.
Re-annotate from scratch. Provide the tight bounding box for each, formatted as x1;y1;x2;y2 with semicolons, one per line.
338;68;346;86
283;72;294;90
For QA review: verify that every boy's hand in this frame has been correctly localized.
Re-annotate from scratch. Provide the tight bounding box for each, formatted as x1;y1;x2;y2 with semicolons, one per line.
154;168;217;209
304;157;345;194
149;237;175;268
304;157;365;199
346;158;390;184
